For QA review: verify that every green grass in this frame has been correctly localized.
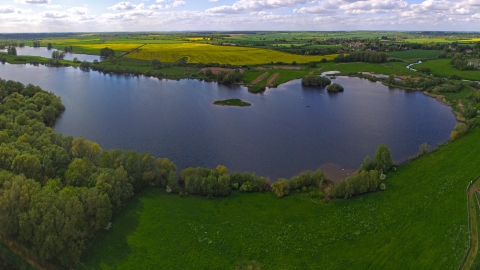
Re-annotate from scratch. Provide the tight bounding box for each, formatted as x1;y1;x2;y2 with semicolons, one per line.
213;99;251;107
415;59;480;81
78;129;480;269
388;50;442;60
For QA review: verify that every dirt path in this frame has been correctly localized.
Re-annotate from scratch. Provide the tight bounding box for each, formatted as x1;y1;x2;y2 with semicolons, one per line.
0;233;58;270
266;73;280;87
251;72;269;85
460;176;480;270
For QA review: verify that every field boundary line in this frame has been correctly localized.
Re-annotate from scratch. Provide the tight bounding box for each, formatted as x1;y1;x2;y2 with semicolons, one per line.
0;233;58;270
459;174;480;270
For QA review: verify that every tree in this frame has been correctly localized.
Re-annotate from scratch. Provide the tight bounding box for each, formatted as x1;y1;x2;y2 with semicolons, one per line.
271;178;290;197
374;143;392;173
47;43;53;50
100;47;115;58
11;154;42;181
52;50;65;60
151;59;162;69
360;155;374;172
7;46;17;55
418;143;430;156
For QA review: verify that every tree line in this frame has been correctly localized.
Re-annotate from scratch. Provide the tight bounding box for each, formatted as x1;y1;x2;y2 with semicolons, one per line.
334;51;388;63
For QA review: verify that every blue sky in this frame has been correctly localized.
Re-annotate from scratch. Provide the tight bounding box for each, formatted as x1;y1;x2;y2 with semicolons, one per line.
0;0;479;32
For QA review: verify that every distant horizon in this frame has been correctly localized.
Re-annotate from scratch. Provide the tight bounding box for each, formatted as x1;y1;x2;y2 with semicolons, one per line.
1;30;480;34
1;0;480;32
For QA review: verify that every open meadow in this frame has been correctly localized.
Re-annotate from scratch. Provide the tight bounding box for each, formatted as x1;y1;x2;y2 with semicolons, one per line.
415;59;480;81
387;50;442;60
78;129;480;269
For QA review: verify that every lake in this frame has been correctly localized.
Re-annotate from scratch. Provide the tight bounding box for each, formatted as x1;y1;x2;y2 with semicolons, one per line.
0;63;457;181
1;46;100;62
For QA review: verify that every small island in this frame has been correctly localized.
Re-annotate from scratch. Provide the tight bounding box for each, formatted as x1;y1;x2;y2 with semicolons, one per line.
301;75;331;87
326;83;344;92
213;98;251;107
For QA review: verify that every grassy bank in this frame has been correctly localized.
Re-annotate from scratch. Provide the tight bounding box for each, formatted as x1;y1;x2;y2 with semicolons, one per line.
415;59;480;81
78;129;480;269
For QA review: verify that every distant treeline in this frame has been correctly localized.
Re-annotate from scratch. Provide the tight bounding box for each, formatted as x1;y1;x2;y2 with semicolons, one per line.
334;51;388;63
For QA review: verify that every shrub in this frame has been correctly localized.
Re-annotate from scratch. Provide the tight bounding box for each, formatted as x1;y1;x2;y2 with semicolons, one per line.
380;183;386;190
450;123;468;141
326;83;344;92
271;178;290;197
448;74;461;80
248;84;266;93
418;143;430;157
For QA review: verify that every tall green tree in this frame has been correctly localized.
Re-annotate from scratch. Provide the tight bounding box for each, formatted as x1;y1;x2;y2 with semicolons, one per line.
374;144;392;173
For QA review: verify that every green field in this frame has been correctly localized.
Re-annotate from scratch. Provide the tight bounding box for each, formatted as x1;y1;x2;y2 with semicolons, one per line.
78;129;480;269
388;50;442;60
415;59;480;81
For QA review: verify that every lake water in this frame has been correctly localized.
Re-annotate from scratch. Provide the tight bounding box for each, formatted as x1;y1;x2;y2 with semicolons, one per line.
0;63;457;180
1;46;100;62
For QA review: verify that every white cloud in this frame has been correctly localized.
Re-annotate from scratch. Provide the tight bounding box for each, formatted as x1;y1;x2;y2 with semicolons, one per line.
209;0;220;2
14;0;50;4
41;11;69;18
207;0;316;14
172;0;186;7
69;7;88;15
108;1;145;11
0;5;17;14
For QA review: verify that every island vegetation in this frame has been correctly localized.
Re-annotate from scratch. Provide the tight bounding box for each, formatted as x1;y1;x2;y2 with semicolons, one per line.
301;74;331;87
326;83;344;92
0;31;479;269
213;99;251;107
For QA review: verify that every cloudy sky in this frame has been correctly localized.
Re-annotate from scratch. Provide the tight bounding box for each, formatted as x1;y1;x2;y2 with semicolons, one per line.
0;0;479;32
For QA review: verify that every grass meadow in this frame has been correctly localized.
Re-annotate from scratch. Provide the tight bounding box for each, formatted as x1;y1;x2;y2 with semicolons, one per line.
415;59;480;81
78;129;480;269
388;50;442;60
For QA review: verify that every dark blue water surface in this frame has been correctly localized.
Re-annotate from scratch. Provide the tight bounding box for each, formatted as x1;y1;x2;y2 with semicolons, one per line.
0;63;457;180
1;46;100;62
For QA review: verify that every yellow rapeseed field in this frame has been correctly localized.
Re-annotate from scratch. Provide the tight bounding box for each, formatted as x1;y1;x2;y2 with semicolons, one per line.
77;43;144;52
126;43;337;65
458;38;480;43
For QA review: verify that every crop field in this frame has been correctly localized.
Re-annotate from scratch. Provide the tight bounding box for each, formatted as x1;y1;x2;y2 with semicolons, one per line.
38;38;104;45
78;128;480;270
415;59;480;81
459;38;480;43
403;38;453;43
126;43;337;65
388;50;442;60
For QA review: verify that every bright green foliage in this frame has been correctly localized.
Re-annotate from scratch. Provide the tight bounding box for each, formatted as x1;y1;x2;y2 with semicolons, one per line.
271;178;290;197
180;167;232;197
374;144;393;173
330;170;380;198
450;123;468;141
